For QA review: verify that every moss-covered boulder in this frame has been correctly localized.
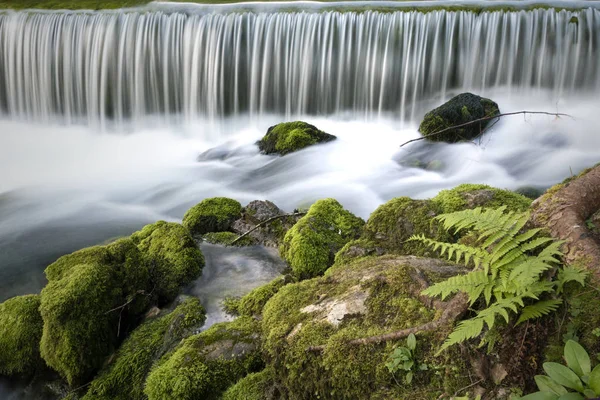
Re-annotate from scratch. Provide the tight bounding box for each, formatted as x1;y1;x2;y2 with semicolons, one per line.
222;367;277;400
131;221;205;303
361;197;451;257
40;238;151;385
0;294;44;376
261;255;470;399
280;199;365;279
257;121;336;156
419;93;500;143
144;316;263;400
433;184;532;213
81;298;206;400
224;276;289;317
183;197;243;236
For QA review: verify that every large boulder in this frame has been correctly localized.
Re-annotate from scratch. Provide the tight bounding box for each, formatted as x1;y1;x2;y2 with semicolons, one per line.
432;184;531;213
257;121;336;156
0;294;44;376
279;199;365;279
183;197;243;236
81;298;206;400
419;93;500;143
230;200;300;247
144;316;263;400
222;367;277;400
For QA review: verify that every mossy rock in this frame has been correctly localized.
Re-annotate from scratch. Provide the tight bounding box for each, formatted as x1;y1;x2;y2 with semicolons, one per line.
280;199;365;279
433;184;532;213
144;316;263;400
222;367;277;400
261;255;470;399
334;238;386;265
257;121;336;156
81;298;206;400
225;276;289;317
40;238;152;385
132;221;204;304
419;93;500;143
202;231;255;247
0;294;44;376
183;197;243;236
361;197;451;256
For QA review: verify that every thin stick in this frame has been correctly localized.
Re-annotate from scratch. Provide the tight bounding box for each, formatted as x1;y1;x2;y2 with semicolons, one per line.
399;111;573;148
230;212;306;245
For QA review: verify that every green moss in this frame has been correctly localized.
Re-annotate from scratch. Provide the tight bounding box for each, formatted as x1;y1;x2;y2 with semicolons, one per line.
222;367;275;400
203;231;254;246
236;277;288;317
433;184;531;213
334;238;384;265
418;93;500;143
261;256;469;399
40;238;152;385
182;197;242;236
0;0;147;9
361;197;451;256
257;121;336;156
144;316;263;400
131;221;204;303
280;198;365;279
81;298;206;400
0;294;43;376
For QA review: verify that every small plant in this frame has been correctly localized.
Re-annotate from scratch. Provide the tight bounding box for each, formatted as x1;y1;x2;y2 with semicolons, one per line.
385;333;428;384
410;206;588;353
520;340;600;399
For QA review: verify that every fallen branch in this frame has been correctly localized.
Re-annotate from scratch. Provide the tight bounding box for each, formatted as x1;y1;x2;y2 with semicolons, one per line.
230;212;306;245
400;111;573;147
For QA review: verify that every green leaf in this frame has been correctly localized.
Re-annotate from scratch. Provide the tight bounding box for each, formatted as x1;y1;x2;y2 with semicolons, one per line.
405;371;413;385
543;363;584;392
535;375;568;395
519;392;560;400
407;333;417;351
564;340;591;377
588;364;600;395
582;389;596;398
556;393;584;400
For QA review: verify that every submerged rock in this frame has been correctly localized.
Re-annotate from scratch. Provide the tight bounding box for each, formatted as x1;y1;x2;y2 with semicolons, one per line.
419;93;500;143
279;198;364;279
183;197;243;236
257;121;336;156
0;294;44;376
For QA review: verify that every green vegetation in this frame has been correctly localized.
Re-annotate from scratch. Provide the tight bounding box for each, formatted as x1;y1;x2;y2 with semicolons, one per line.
433;183;532;213
222;367;276;400
410;206;587;352
131;221;205;304
81;298;206;400
0;0;148;9
182;197;242;236
144;316;263;400
225;276;288;317
0;294;44;376
418;93;500;143
362;197;451;256
280;198;364;279
386;334;428;385
522;340;600;400
257;121;336;156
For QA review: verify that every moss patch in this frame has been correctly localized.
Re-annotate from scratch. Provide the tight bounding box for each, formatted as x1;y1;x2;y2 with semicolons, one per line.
183;197;242;236
221;367;276;400
433;184;531;213
361;197;451;257
280;198;364;279
257;121;336;156
132;221;204;304
144;316;263;400
81;298;206;400
226;276;289;317
0;294;44;376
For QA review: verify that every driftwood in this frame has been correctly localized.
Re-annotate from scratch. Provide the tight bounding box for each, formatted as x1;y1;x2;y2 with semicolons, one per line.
400;111;573;147
530;164;600;278
230;212;306;245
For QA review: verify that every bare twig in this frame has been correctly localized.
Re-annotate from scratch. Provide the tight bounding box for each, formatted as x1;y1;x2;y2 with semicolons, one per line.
230;212;306;245
400;111;573;148
452;379;484;398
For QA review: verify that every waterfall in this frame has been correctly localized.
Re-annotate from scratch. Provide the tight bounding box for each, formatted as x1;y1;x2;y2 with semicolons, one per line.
0;7;598;125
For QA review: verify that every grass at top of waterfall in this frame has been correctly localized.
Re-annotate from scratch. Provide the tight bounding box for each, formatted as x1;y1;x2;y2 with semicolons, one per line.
0;0;150;9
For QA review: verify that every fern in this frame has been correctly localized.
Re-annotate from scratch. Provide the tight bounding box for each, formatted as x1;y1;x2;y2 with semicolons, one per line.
410;207;588;352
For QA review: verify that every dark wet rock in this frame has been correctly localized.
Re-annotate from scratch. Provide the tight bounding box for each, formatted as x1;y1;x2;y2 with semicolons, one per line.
231;200;301;247
257;121;336;156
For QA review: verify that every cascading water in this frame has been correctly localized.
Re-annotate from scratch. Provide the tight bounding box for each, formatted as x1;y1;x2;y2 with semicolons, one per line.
0;7;598;125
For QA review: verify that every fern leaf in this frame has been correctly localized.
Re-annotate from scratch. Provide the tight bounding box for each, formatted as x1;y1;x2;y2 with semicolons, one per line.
516;299;562;325
556;266;588;293
437;318;485;354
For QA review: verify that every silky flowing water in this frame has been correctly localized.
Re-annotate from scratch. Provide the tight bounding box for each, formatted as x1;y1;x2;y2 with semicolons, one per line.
0;3;599;397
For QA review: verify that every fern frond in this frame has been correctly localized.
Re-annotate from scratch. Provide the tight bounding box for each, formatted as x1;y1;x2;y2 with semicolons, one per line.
516;299;562;325
409;235;489;269
437;318;485;354
556;266;588;293
422;269;489;303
